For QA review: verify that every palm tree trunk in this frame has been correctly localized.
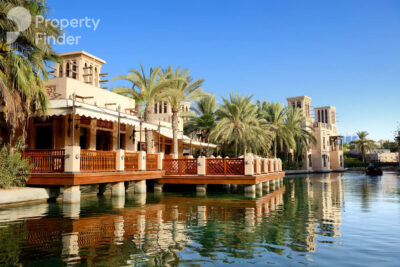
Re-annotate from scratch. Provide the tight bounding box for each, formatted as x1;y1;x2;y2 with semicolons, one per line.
171;109;179;158
362;147;366;163
235;140;238;158
143;106;153;153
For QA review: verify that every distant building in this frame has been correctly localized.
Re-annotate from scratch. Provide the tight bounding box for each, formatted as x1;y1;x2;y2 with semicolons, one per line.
366;149;399;163
287;96;344;171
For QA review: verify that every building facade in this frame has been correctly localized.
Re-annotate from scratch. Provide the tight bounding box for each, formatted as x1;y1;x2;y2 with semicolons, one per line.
26;51;213;155
287;96;344;171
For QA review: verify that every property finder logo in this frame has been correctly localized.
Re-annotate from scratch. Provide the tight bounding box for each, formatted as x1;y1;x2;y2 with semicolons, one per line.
6;6;31;44
6;6;100;45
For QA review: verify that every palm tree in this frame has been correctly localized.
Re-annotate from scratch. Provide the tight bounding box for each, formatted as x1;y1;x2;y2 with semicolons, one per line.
351;131;376;162
184;94;217;141
112;65;174;152
258;101;294;157
0;0;61;146
160;67;206;157
209;93;269;157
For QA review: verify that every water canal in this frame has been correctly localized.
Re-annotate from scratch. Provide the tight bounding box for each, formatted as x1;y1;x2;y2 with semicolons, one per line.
0;171;399;266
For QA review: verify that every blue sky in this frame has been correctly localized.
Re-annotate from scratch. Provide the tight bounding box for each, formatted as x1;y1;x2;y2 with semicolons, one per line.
46;0;400;141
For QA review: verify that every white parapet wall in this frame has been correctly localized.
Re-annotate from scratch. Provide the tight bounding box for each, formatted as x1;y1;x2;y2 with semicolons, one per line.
0;187;55;205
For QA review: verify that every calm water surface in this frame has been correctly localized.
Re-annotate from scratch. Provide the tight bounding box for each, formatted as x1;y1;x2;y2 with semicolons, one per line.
0;172;400;266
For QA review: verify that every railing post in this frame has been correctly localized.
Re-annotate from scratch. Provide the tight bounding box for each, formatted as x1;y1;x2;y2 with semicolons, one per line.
263;158;268;174
139;151;146;171
116;149;125;172
198;156;206;176
65;146;81;173
244;153;254;176
157;152;164;170
256;156;262;175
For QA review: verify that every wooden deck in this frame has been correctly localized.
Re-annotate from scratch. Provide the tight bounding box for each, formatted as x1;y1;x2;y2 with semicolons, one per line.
27;171;284;186
157;172;285;185
27;170;165;186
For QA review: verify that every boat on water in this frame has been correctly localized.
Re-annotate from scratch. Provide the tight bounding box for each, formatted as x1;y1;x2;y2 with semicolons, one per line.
366;163;383;176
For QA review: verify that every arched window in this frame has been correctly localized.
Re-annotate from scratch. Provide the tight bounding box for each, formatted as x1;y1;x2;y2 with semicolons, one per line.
164;102;167;113
154;103;157;114
318;110;321;122
159;102;162;113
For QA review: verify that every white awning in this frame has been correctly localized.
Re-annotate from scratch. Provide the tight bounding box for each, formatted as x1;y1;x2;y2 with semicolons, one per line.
47;99;157;130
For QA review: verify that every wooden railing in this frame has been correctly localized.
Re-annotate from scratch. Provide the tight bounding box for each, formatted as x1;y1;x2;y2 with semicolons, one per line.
163;158;198;175
80;150;116;172
206;158;245;176
268;160;271;173
125;152;139;171
22;149;65;173
261;159;265;173
146;154;159;171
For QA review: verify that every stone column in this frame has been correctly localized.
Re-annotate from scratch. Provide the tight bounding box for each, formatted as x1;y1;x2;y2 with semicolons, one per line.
138;151;146;170
196;184;207;193
244;184;256;194
244;153;254;176
116;149;125;171
270;179;275;191
255;183;263;195
256;157;262;174
197;156;206;175
135;180;147;193
157;152;164;170
263;158;268;174
154;183;164;192
112;182;125;197
112;196;125;209
63;185;80;203
262;181;270;193
65;146;80;173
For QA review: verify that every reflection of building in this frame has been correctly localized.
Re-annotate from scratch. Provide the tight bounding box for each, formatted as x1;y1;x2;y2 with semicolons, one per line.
287;96;344;171
303;173;344;251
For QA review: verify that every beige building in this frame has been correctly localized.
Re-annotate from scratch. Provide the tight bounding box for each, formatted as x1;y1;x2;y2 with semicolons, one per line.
26;50;213;155
287;96;344;171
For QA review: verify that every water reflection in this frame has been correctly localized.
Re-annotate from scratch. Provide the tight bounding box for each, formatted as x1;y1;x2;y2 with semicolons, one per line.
1;172;400;265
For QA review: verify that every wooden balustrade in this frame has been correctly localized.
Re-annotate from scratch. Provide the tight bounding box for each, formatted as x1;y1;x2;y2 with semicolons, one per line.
268;160;271;173
125;152;139;171
163;158;198;175
22;149;65;173
206;158;245;176
146;154;159;171
80;150;116;172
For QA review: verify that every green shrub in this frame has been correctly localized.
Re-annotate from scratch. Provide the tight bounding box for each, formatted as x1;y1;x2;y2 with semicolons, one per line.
0;139;31;189
282;158;303;170
344;157;368;168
